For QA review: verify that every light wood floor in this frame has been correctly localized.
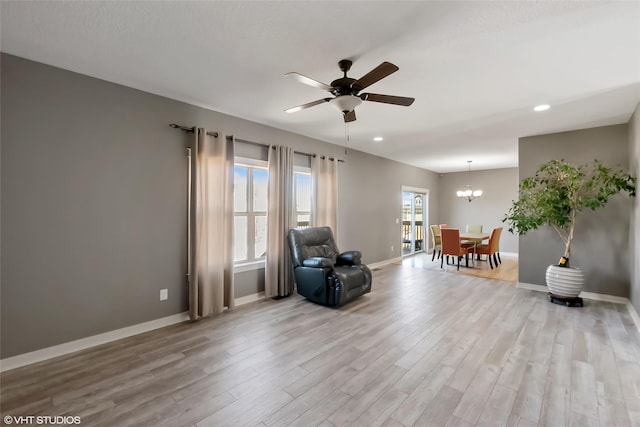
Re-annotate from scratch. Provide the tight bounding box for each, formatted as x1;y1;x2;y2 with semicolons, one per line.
401;252;519;283
2;263;640;426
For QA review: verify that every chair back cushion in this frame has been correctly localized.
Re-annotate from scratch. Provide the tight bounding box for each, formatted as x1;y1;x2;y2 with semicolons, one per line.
441;228;462;256
430;225;441;246
466;224;483;233
491;227;503;252
288;226;340;267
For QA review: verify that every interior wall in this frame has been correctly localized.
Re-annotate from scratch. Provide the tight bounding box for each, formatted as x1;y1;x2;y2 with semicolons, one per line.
629;103;640;313
0;54;439;358
518;125;632;297
437;167;519;253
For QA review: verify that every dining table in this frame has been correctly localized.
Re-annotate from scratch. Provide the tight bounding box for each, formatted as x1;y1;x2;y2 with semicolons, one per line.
458;232;490;263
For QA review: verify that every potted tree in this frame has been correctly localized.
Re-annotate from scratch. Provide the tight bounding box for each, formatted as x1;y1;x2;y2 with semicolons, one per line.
504;159;635;305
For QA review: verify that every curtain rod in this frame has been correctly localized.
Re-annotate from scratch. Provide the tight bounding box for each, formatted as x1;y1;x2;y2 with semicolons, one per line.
170;123;343;162
236;138;344;163
169;123;218;138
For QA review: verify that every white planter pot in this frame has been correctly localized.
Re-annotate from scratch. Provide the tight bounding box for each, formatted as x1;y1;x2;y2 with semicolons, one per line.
545;264;584;298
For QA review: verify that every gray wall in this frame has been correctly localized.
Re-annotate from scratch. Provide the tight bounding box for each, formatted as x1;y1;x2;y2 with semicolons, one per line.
437;167;519;254
0;54;439;358
338;150;440;261
518;125;632;297
630;103;640;312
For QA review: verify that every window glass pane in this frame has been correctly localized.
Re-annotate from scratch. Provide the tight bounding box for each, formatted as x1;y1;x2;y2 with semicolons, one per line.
295;173;311;212
402;191;411;221
253;168;268;212
297;214;310;228
234;216;248;262
234;166;248;212
255;215;267;259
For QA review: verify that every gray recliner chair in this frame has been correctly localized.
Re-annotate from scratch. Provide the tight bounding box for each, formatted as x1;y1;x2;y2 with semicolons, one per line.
288;226;372;307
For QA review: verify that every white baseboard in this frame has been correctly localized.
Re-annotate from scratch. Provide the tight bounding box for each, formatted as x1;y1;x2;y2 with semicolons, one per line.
235;292;265;306
579;291;629;305
0;312;190;373
627;301;640;335
517;281;640;334
516;282;547;292
516;282;629;304
368;257;403;270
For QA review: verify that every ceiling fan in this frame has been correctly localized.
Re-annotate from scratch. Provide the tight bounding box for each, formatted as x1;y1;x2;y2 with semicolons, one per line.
284;59;415;123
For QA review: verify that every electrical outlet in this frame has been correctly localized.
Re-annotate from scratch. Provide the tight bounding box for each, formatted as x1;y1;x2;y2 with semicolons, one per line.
160;289;168;301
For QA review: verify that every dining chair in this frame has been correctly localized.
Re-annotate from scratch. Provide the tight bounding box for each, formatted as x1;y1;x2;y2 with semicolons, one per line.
465;224;483;233
475;227;502;269
429;225;442;261
440;228;474;271
438;224;449;262
494;227;503;264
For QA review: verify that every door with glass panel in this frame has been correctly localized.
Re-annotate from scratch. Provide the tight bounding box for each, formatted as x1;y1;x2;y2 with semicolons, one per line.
402;191;425;256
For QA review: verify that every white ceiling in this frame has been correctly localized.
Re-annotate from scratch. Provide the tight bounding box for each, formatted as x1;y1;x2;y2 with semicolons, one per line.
2;1;640;173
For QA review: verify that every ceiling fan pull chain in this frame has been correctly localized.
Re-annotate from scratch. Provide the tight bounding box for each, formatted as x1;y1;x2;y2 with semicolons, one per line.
344;122;349;155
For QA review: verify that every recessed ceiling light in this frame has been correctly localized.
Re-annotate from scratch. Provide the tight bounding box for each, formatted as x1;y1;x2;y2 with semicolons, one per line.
534;104;550;112
373;136;384;142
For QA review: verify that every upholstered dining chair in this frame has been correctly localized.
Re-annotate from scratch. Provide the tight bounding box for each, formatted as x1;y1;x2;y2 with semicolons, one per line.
438;224;449;262
494;227;503;265
475;227;503;269
429;225;442;261
440;228;474;271
465;224;483;233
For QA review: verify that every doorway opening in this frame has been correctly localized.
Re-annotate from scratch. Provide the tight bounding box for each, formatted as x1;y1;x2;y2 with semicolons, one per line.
401;187;428;257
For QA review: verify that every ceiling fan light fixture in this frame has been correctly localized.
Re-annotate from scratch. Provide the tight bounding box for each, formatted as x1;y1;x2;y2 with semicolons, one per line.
329;95;362;113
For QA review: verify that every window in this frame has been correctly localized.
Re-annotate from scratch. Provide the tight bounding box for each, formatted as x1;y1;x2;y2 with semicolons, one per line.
234;159;268;264
294;168;311;228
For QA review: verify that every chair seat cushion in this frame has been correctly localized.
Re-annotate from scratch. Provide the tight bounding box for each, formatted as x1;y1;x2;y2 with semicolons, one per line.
476;244;491;254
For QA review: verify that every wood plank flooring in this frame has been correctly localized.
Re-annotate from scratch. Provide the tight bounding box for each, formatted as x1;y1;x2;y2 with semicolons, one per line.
402;252;519;283
2;262;639;426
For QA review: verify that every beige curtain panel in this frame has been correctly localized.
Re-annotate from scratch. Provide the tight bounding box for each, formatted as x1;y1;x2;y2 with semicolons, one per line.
311;155;339;235
265;145;295;298
189;129;235;320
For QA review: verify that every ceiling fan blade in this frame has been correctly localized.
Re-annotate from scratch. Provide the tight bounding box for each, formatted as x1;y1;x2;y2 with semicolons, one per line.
284;98;331;114
285;72;332;91
343;110;356;123
351;62;399;91
360;93;415;106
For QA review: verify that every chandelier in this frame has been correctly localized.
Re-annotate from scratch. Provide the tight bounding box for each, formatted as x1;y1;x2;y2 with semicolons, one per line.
456;160;483;202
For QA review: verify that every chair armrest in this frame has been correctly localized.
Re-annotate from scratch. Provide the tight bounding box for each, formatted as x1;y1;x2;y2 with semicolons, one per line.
302;257;334;268
336;251;361;266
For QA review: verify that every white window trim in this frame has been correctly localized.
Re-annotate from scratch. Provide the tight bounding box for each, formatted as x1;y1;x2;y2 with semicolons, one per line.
294;167;311;228
234;259;266;273
234;157;268;265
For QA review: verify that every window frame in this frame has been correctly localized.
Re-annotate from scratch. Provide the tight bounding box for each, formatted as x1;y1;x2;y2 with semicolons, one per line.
234;157;268;269
294;165;311;229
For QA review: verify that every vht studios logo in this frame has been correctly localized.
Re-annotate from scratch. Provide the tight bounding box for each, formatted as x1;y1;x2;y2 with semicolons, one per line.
4;415;82;425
